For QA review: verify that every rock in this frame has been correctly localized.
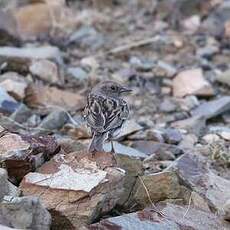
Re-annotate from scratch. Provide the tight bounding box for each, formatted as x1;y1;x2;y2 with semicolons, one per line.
192;96;230;119
129;56;155;71
0;79;28;101
0;86;20;114
176;95;199;111
172;115;206;136
219;131;230;141
128;129;165;142
67;67;89;82
182;15;201;33
68;26;105;50
90;203;230;230
9;103;32;123
225;20;230;38
0;196;51;230
57;136;85;154
216;70;230;87
202;134;220;144
29;59;59;83
0;46;63;65
0;131;59;183
0;169;9;201
115;154;143;207
115;119;143;140
20;152;125;229
173;68;214;97
159;98;178;113
0;225;19;230
132;141;183;159
179;134;198;150
167;153;230;212
33;109;69;135
104;142;147;159
162;128;182;144
197;45;219;58
223;199;230;221
127;172;180;210
25;84;85;110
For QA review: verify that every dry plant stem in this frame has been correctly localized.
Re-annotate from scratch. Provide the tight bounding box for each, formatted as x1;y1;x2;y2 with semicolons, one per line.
138;175;166;218
108;36;160;54
183;192;192;219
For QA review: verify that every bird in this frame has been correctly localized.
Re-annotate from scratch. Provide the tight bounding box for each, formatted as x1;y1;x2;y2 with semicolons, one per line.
83;81;132;153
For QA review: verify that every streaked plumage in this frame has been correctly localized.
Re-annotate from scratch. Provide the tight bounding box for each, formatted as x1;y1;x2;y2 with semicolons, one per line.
83;81;131;152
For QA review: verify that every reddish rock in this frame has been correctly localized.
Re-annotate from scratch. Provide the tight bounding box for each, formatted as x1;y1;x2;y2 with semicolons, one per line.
20;151;125;229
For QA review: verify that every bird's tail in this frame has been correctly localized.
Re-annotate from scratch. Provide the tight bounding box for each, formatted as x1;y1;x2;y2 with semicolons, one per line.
88;132;106;152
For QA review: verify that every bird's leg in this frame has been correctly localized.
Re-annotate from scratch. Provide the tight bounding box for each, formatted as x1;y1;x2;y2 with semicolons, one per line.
111;140;115;154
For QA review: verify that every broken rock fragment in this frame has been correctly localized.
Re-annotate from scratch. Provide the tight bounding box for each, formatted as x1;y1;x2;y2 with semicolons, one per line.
20;151;125;229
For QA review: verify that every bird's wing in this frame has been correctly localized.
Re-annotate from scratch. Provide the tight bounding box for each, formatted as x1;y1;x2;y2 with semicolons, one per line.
84;94;106;132
103;98;129;133
84;95;129;133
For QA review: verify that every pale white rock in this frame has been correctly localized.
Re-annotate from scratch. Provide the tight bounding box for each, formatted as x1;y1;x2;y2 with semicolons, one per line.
219;131;230;141
183;15;201;33
29;59;59;83
24;163;107;193
173;68;214;97
0;79;28;100
202;134;220;144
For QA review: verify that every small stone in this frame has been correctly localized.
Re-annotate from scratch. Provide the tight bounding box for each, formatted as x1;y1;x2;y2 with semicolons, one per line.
183;15;201;33
159;98;178;113
0;79;28;101
202;134;220;144
197;45;219;58
29;59;59;83
81;56;99;70
176;96;199;111
216;70;230;87
67;67;89;81
179;134;198;150
163;128;182;145
219;131;230;141
0;169;9;201
173;68;214;97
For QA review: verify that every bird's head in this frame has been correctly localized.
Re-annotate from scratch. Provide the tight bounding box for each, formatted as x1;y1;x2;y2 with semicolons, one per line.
92;81;132;97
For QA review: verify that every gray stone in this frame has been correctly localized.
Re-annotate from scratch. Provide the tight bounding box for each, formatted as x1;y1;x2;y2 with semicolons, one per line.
167;153;230;212
162;128;182;144
67;67;89;81
0;196;51;230
192;96;230;119
0;169;9;201
90;203;229;230
159;98;178;113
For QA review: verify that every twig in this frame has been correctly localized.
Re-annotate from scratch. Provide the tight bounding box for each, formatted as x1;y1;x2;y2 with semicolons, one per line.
108;36;160;54
138;175;166;218
183;192;192;219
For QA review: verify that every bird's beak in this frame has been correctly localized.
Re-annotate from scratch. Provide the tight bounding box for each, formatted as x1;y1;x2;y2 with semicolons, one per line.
120;86;132;93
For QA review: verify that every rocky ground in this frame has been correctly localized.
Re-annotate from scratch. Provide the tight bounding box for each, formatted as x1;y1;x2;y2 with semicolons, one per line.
0;0;230;229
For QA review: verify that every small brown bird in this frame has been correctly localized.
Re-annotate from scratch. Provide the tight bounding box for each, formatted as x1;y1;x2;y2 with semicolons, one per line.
83;81;132;153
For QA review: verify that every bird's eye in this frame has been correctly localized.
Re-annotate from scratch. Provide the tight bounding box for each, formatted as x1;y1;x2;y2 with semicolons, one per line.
111;86;116;90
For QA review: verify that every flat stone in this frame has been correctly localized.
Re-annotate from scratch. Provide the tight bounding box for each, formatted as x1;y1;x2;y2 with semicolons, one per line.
0;46;63;65
90;203;229;230
0;196;51;230
67;67;89;81
20;152;125;229
25;84;85;110
192;96;230;119
167;153;230;212
162;128;182;145
173;68;214;97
